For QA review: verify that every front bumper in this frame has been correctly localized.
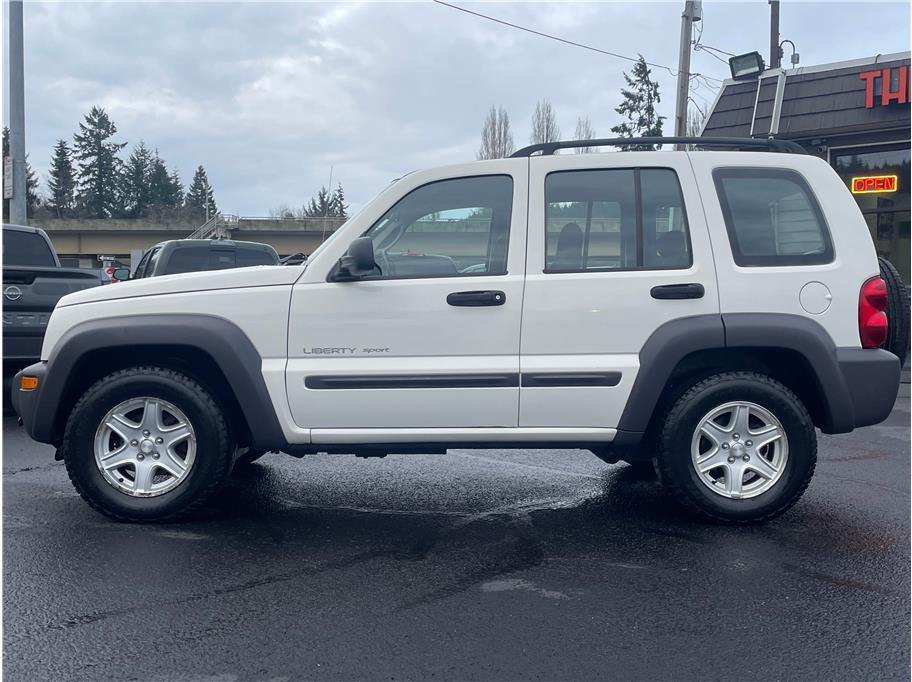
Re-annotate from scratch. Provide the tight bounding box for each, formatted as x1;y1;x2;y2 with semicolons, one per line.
11;361;48;442
836;347;901;430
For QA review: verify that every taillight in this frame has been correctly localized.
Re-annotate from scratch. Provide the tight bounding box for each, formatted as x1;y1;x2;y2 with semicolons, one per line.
859;276;888;348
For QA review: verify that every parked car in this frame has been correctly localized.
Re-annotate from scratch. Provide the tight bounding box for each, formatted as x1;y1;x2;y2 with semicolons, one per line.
2;223;101;370
11;137;907;523
120;239;279;280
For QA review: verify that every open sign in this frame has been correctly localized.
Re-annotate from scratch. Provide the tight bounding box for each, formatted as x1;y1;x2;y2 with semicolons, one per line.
851;175;898;194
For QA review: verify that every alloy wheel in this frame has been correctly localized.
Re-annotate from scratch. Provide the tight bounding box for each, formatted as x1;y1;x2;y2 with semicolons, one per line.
93;397;197;497
690;401;788;500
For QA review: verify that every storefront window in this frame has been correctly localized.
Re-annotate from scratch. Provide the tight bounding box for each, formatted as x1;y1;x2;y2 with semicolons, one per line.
833;143;911;282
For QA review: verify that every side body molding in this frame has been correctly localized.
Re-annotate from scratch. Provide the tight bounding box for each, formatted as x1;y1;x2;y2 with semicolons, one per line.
30;314;286;449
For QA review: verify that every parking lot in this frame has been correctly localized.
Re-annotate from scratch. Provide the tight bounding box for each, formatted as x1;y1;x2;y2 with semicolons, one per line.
3;378;909;681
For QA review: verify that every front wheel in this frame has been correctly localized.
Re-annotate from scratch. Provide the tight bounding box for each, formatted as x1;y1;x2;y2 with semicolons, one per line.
655;372;816;523
62;367;235;522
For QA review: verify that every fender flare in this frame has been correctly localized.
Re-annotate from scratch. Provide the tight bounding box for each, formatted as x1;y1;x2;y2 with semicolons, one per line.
617;313;855;435
31;314;287;449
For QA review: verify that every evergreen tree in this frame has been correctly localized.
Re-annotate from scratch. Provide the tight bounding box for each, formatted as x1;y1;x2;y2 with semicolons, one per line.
530;99;561;144
331;183;348;219
610;55;665;150
185;165;217;217
26;162;41;216
122;141;154;217
47;139;76;217
72;106;127;217
148;152;176;207
477;106;514;159
169;169;184;207
304;186;333;217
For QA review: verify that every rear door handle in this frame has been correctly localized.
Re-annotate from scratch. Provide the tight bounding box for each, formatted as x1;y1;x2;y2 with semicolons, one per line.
447;290;506;307
650;283;705;300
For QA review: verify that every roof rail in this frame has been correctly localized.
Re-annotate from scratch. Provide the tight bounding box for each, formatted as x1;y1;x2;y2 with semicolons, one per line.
510;136;806;157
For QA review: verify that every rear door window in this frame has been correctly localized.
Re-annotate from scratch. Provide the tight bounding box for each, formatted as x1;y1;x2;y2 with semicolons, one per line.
544;167;691;271
713;168;833;266
162;245;211;275
2;230;56;267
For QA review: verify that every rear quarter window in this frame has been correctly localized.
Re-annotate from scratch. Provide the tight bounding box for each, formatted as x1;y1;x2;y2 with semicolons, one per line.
713;168;834;267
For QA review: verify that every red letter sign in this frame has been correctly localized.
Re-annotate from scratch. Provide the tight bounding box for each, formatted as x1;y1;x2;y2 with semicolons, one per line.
859;70;880;108
882;66;909;106
851;175;898;194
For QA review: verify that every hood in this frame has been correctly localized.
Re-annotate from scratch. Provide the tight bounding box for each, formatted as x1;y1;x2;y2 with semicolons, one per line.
57;265;302;307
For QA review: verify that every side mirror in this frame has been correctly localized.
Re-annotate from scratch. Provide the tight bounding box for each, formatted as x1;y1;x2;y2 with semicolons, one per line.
336;237;377;279
112;268;131;281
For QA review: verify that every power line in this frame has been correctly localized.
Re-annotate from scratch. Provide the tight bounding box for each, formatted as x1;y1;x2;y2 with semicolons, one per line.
432;0;723;83
697;42;736;58
695;45;730;66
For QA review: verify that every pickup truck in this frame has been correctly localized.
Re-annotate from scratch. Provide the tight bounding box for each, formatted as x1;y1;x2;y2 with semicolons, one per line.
2;224;101;373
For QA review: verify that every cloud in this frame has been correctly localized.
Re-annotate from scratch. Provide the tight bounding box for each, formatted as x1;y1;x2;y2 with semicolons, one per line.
6;1;909;214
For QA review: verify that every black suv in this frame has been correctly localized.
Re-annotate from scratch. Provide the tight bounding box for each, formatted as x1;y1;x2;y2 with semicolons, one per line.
122;239;279;279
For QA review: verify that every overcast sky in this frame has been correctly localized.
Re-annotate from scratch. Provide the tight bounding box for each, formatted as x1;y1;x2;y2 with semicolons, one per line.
4;1;910;215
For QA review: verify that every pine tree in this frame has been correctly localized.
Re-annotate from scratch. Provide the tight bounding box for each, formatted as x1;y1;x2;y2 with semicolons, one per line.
610;56;665;150
72;106;127;217
169;169;184;207
148;152;174;207
26;162;41;216
122;141;154;217
46;139;76;217
530;99;561;144
304;186;333;217
331;183;348;218
477;106;514;159
185;165;217;218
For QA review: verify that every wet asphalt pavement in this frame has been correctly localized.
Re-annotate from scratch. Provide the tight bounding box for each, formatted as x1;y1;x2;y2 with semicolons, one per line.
3;383;910;682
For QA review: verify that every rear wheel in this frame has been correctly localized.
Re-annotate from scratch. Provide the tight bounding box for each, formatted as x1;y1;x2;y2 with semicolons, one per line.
62;367;234;522
655;371;816;523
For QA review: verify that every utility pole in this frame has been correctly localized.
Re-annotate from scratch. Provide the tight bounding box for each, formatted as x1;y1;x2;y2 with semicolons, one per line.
674;1;700;149
769;0;781;69
8;0;27;224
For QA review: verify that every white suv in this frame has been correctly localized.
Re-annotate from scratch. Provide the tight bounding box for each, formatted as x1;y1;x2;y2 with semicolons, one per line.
12;137;903;523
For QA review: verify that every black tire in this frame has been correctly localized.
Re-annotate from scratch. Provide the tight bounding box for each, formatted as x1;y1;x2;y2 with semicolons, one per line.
61;366;235;522
655;371;816;524
878;256;910;367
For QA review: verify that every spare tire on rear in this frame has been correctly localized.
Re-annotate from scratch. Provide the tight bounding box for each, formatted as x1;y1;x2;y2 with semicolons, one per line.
878;256;910;367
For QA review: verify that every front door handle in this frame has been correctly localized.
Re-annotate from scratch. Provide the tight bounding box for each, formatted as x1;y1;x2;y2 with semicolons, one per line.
447;290;506;307
650;283;705;300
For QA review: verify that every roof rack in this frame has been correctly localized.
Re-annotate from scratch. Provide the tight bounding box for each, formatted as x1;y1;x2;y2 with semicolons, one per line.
510;136;806;157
